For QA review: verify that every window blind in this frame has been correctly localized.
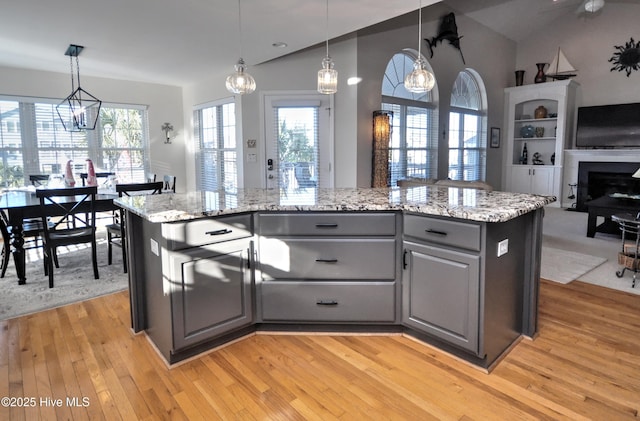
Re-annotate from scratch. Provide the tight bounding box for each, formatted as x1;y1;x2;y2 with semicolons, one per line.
194;100;237;191
271;105;320;199
448;70;487;182
0;96;149;188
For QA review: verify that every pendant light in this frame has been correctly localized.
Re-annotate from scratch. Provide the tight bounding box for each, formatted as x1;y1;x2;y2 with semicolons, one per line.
317;0;337;94
404;0;435;93
226;0;256;95
56;44;102;132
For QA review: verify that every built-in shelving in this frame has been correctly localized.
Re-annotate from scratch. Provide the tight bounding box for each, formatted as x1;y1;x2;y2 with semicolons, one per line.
503;80;580;205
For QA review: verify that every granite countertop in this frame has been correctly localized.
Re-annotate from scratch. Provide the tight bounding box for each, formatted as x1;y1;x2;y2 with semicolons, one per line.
114;187;555;224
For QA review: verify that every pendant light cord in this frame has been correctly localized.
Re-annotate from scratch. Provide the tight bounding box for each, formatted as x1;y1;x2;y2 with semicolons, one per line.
237;0;243;59
325;0;329;57
417;0;422;58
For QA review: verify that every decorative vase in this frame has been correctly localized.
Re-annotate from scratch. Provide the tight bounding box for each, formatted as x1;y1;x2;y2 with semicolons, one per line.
534;63;547;83
535;127;545;137
515;70;525;86
534;105;548;119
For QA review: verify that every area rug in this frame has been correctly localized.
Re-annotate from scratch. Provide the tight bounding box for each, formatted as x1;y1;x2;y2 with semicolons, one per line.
0;234;128;320
541;246;607;284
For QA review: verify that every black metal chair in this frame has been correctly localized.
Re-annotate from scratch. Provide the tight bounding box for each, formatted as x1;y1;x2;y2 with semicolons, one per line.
36;186;99;288
163;175;176;193
106;181;163;273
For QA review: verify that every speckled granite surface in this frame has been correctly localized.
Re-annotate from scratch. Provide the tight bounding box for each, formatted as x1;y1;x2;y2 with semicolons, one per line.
115;187;555;224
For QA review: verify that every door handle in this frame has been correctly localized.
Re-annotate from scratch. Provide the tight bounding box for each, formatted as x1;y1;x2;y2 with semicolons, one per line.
315;258;338;263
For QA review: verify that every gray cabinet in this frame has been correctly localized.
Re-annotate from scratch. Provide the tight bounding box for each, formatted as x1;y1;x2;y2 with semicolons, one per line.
403;241;480;354
134;213;254;363
257;212;400;323
167;239;253;350
402;214;482;355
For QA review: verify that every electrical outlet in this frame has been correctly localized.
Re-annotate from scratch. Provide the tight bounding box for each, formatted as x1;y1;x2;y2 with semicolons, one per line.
497;239;509;257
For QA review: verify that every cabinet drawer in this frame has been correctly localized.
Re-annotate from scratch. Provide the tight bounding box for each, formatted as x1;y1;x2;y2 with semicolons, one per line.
258;213;396;236
163;214;252;250
403;214;481;251
261;281;396;322
259;238;396;280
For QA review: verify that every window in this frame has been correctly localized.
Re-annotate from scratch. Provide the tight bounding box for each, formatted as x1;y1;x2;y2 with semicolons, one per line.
193;100;237;191
381;51;438;187
0;97;149;188
448;70;487;181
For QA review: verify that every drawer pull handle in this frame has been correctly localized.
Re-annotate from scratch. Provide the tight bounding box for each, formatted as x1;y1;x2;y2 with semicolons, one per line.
315;223;338;228
315;258;338;263
205;228;233;236
317;300;338;306
425;229;447;236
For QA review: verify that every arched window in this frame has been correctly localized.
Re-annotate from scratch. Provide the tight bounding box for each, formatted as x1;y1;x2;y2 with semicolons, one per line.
380;50;438;186
448;69;487;181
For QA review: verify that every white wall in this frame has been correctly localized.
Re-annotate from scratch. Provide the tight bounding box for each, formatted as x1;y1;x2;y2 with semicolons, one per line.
182;36;359;190
0;66;185;190
515;3;640;107
356;4;516;188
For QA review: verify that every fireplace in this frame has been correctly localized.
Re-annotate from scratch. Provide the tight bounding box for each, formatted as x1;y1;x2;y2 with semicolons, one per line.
576;161;640;211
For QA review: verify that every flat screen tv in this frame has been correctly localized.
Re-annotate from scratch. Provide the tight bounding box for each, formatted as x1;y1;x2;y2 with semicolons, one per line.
575;102;640;148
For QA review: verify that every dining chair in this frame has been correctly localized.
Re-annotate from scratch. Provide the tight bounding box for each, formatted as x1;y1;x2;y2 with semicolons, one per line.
29;174;50;187
0;210;52;278
36;186;99;288
106;181;163;273
147;173;157;182
80;172;116;187
163;175;176;193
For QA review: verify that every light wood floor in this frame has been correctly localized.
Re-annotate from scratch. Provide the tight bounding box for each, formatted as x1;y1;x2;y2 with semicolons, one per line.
1;279;639;420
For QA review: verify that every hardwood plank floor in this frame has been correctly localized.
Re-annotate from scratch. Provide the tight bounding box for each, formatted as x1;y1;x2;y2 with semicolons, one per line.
1;279;639;420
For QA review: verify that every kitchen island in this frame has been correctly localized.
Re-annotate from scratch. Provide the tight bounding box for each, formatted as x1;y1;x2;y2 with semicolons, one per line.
116;187;553;368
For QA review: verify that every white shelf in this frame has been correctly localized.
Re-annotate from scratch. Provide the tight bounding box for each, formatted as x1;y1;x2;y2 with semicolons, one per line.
515;118;557;123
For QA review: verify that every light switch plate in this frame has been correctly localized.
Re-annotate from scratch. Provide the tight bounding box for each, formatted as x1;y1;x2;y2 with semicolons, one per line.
497;239;509;257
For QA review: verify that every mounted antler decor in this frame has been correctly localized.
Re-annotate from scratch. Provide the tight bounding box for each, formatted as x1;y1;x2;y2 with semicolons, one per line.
609;37;640;77
425;12;465;64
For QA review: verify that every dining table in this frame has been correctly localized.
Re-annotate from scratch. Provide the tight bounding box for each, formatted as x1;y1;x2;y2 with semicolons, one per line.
0;188;119;285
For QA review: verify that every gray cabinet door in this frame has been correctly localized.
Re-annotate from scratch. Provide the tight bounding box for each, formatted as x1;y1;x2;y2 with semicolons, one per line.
402;241;480;355
169;240;253;350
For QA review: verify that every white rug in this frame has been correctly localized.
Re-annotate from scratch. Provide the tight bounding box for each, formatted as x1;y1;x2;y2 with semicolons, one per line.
542;207;640;295
0;231;128;320
541;246;607;284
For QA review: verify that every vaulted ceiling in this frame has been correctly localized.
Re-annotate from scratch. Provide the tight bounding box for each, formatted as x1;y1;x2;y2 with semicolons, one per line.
0;0;616;87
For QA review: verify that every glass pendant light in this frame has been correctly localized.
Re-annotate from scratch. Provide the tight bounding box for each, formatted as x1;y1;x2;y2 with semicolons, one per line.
404;0;435;93
226;0;256;95
317;0;337;94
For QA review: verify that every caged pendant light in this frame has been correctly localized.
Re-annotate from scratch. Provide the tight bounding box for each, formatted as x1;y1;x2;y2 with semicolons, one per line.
317;0;337;94
226;0;256;95
56;44;102;132
404;0;435;93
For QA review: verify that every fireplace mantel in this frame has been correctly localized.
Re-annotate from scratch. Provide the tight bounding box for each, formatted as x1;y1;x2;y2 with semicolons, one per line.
562;149;640;208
